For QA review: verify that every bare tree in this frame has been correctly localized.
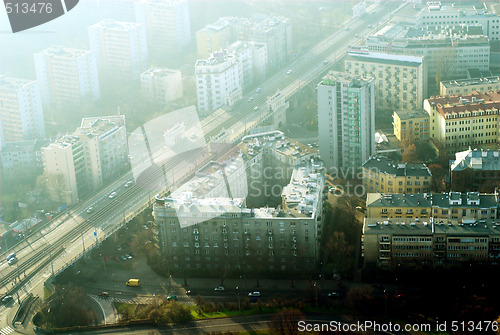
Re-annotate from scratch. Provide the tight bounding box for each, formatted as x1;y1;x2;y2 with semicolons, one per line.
271;308;305;335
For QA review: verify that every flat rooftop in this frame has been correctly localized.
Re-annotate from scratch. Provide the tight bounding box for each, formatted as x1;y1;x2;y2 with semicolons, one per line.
37;45;91;58
441;76;499;89
90;19;142;31
450;148;500;172
0;75;35;92
394;109;429;120
346;50;423;67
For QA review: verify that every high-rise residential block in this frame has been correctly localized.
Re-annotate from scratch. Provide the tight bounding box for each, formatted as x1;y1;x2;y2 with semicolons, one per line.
140;68;183;105
34;46;100;106
135;0;191;53
88;19;148;80
345;49;427;111
318;72;375;170
0;76;45;146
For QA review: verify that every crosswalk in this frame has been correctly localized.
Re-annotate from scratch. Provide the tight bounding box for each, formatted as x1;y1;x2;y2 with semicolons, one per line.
89;294;195;305
0;326;14;335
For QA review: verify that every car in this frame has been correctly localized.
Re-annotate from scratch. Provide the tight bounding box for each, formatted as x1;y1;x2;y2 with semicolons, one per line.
6;253;16;261
247;97;254;103
323;60;328;65
253;106;259;111
1;295;13;304
185;290;197;296
214;286;225;291
114;256;121;262
8;257;18;265
248;291;261;297
98;292;109;297
103;255;110;261
167;295;177;301
109;192;117;199
86;207;93;213
327;291;341;298
286;70;292;75
120;255;128;261
355;34;360;38
256;88;262;93
125;254;133;260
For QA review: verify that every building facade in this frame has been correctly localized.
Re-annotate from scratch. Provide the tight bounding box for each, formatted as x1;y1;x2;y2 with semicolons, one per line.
135;0;191;53
450;148;500;193
195;51;242;113
318;72;375;170
0;76;45;146
366;24;490;79
393;109;430;144
362;156;431;194
140;68;183;105
88;19;148;80
440;76;500;96
363;191;500;268
41;116;128;204
424;91;500;154
345;50;427;111
153;132;324;274
34;46;100;106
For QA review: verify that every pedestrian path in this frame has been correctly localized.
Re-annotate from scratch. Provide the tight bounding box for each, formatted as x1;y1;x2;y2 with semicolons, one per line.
0;326;14;335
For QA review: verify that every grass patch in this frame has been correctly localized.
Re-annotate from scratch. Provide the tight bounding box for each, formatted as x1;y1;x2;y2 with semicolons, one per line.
190;305;277;320
43;286;53;299
113;302;136;320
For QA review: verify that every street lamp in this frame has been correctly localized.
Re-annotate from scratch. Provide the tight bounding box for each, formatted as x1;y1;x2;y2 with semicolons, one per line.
236;286;241;314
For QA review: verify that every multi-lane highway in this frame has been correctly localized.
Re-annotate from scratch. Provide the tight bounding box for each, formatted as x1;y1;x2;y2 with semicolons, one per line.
0;1;406;326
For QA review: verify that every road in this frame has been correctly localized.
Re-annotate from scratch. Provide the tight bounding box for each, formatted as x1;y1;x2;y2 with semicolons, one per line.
0;2;408;332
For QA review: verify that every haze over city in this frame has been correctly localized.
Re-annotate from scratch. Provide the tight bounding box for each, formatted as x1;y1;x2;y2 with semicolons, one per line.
1;0;500;334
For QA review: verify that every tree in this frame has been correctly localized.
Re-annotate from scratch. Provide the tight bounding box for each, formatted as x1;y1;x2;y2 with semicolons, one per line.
415;141;437;162
428;163;446;192
323;231;354;277
271;308;305;335
402;144;418;163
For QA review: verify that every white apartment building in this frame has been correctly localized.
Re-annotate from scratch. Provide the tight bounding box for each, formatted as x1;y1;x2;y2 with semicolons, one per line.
226;41;254;90
88;19;148;80
195;51;242;113
34;46;100;106
415;1;500;41
140;68;183;105
318;72;375;170
250;42;268;82
345;49;427;111
440;76;500;96
42;116;128;204
135;0;191;52
0;76;45;146
366;24;490;79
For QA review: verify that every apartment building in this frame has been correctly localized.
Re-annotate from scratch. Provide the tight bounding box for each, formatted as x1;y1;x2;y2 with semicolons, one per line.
42;135;86;204
41;116;127;204
0;76;45;146
153;131;323;274
195;16;291;72
450;148;500;193
0;139;46;174
424;91;500;154
135;0;190;54
34;46;100;106
393;109;430;144
415;1;500;41
88;19;148;80
226;41;254;90
362;156;431;194
196;18;234;59
195;51;242;113
440;76;500;96
318;72;375;170
366;24;490;79
140;68;183;105
363;191;499;268
345;49;427;111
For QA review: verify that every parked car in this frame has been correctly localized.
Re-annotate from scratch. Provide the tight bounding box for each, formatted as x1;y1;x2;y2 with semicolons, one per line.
120;255;128;261
1;295;13;304
109;191;117;199
8;257;18;265
248;291;261;297
247;97;254;103
125;254;132;260
86;207;93;213
98;292;109;297
6;253;16;261
214;286;225;291
253;106;259;111
286;69;292;75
